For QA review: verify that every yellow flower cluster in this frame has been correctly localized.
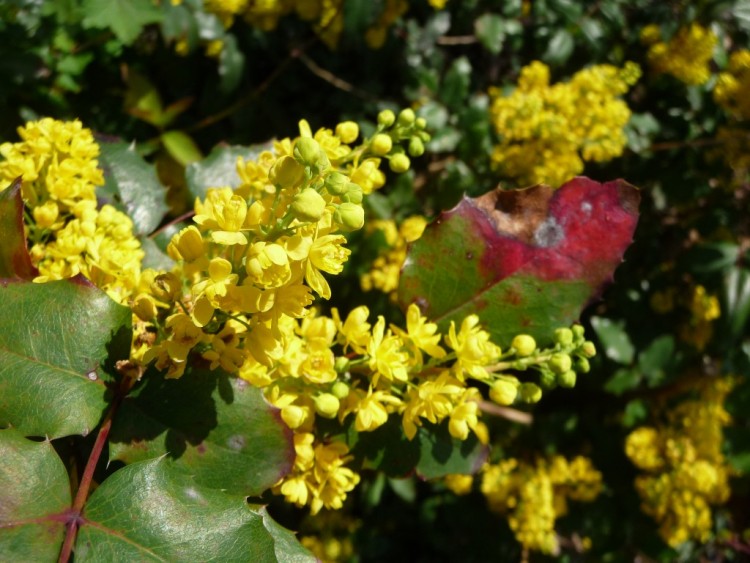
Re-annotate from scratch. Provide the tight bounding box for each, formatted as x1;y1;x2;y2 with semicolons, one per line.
651;284;721;351
625;378;734;547
0;118;145;304
201;0;411;49
641;23;717;85
488;61;640;187
714;50;750;121
360;215;427;297
299;509;358;562
479;455;602;555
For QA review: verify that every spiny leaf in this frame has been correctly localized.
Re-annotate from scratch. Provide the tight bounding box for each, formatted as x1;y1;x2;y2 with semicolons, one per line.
81;0;162;45
398;177;640;345
0;428;71;561
0;278;132;439
75;459;315;562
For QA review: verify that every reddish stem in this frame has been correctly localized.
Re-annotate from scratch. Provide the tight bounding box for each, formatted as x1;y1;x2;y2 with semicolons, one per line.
57;376;133;563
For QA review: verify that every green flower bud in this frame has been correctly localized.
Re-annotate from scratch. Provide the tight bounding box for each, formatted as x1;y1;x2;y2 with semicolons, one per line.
378;109;396;127
269;155;305;188
572;324;585;340
291;188;326;222
554;327;574;346
557;370;577;388
575;357;590;374
408;137;425;157
389;153;411;173
334;356;350;373
335;121;359;143
398;108;416;125
341;183;363;204
415;117;427;129
549;353;572;375
314;393;340;418
371;133;393;156
519;382;542;404
293;137;322;166
334;202;365;231
539;369;557;390
417;131;431;142
490;380;517;405
331;380;350;399
581;341;597;358
512;334;536;357
325;172;349;195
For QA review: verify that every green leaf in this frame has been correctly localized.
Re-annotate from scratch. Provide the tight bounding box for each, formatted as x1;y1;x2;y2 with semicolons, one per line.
604;368;640;395
161;131;203;167
543;28;574;65
441;57;472;111
218;34;245;94
75;459;314;562
679;242;739;274
722;267;750;341
0;279;131;439
474;13;505;54
0;178;36;280
186;144;269;202
98;140;169;235
348;418;487;479
590;316;635;364
109;369;295;497
81;0;162;45
637;335;675;386
399;179;640;346
139;236;175;271
0;428;71;561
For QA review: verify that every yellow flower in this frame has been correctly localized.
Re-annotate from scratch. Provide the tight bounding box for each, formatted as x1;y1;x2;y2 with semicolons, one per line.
306;234;351;299
194;188;249;245
445;315;501;381
246;242;292;288
367;316;409;384
355;388;401;432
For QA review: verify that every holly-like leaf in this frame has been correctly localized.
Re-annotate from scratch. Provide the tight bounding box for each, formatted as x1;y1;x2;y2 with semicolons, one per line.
0;178;36;280
109;369;294;497
348;418;487;479
98;140;169;235
81;0;162;45
0;428;71;561
0;278;132;439
75;459;314;562
399;177;640;345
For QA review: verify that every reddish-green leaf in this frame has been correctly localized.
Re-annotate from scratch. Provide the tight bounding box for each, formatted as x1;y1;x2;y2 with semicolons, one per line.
0;178;35;280
398;177;640;345
0;279;132;438
76;459;314;562
109;369;295;496
0;428;71;561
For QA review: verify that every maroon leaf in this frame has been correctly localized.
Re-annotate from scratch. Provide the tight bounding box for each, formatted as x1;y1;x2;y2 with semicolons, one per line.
398;177;640;345
0;178;36;280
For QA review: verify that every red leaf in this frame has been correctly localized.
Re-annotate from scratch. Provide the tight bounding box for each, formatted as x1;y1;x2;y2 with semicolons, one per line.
0;178;37;281
398;177;640;345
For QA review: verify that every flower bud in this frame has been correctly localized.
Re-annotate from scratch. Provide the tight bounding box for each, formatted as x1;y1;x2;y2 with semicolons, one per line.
269;155;305;188
557;370;577;388
341;183;363;204
518;382;542;404
408;137;425;157
378;109;395;127
572;324;585;340
334;203;365;231
398;108;416;125
281;405;307;429
32;201;59;229
415;117;427;129
371;133;393;156
314;393;340;418
581;341;597;358
554;327;574;346
490;380;517;405
334;356;350;373
291;188;326;222
167;225;205;262
575;357;590;373
152;272;181;301
549;353;572;375
325;172;349;195
512;334;536;357
539;369;557;389
335;121;359;144
389;153;411;173
132;294;158;321
293;137;322;166
331;380;350;399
